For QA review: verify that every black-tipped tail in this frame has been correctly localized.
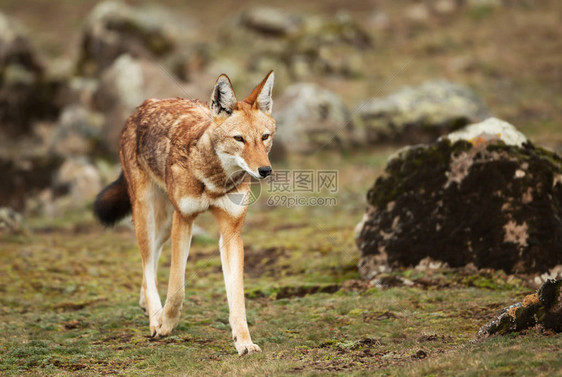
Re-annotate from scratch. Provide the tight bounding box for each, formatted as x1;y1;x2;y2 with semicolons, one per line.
93;171;132;227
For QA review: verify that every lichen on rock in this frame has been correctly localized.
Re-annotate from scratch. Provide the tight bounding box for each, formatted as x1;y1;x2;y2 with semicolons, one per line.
356;118;562;278
357;80;490;144
76;1;198;76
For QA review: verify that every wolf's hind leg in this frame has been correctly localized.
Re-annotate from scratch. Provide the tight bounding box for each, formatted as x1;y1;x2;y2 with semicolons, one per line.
138;192;173;316
132;184;173;337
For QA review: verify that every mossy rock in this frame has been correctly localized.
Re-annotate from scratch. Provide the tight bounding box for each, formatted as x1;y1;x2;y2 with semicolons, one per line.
76;1;197;76
356;119;562;277
219;8;372;78
478;279;562;336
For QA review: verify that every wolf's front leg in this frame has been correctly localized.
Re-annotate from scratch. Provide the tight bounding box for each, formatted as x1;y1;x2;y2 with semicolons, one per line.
213;208;261;356
157;211;193;337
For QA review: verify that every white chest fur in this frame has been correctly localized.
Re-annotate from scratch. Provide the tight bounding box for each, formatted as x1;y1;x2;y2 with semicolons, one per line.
178;191;247;218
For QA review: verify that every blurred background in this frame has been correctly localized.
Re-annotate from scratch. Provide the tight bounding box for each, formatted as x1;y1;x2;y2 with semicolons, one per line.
0;0;560;219
1;0;561;375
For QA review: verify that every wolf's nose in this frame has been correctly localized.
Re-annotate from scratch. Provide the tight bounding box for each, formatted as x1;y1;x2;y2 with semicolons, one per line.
258;166;272;178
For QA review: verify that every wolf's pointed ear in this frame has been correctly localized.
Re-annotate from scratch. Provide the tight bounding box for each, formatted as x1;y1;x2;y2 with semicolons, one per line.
210;74;237;117
244;70;274;114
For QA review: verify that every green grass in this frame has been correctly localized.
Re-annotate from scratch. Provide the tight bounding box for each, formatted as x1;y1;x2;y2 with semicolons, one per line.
1;149;559;376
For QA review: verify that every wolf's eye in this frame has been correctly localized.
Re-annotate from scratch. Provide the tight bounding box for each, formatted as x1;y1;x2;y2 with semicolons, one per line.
233;135;245;143
262;134;270;141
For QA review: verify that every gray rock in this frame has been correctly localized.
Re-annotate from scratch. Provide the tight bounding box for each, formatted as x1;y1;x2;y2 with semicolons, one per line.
93;55;188;156
273;83;355;155
76;1;198;76
219;7;302;54
220;8;371;78
286;12;371;78
0;207;26;236
61;77;99;109
355;119;562;278
54;157;102;205
357;80;489;144
0;12;61;136
240;6;304;36
49;105;104;157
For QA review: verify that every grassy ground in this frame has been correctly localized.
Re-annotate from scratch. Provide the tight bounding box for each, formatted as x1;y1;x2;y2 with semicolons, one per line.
2;149;561;376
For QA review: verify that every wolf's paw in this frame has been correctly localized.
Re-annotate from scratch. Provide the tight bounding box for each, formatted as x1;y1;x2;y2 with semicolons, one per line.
236;342;262;356
159;311;180;336
149;311;163;338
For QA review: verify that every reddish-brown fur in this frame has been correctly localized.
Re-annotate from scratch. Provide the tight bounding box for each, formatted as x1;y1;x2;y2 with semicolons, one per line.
94;71;275;356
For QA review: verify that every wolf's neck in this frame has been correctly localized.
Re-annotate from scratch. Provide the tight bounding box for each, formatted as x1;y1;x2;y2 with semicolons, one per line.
191;132;243;195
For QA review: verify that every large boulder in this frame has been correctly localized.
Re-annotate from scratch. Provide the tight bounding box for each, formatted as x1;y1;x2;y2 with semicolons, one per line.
355;118;562;279
93;55;189;156
357;80;489;144
220;8;371;79
273;83;356;155
76;1;198;77
0;12;61;136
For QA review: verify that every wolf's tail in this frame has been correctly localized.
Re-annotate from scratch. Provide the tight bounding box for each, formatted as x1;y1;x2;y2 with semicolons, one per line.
93;171;132;227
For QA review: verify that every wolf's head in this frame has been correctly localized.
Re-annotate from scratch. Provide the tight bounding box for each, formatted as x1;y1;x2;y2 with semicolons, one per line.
208;71;276;180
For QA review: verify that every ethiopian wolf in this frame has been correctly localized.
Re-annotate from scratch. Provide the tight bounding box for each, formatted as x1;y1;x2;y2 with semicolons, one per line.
93;71;276;355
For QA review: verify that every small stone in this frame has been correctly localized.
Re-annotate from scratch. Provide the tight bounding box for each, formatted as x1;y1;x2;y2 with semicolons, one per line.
446;118;527;147
0;207;26;235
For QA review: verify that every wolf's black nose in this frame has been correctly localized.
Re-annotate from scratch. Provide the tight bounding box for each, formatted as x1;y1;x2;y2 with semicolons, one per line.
258;166;272;178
